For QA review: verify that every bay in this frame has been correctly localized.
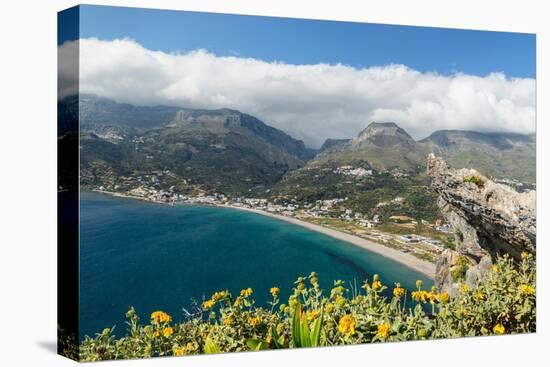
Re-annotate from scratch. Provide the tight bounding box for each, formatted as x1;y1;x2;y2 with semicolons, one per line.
79;191;432;339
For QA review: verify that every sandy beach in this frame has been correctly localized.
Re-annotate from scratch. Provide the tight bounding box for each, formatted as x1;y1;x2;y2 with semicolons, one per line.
229;206;436;279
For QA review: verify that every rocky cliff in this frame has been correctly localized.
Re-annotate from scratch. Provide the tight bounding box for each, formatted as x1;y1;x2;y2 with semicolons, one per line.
426;154;536;294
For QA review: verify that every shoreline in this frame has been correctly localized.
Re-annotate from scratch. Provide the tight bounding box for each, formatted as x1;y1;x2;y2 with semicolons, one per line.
89;190;435;279
222;205;435;279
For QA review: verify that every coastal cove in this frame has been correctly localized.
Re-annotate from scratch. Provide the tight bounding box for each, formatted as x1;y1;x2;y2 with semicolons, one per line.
79;191;433;339
231;206;435;278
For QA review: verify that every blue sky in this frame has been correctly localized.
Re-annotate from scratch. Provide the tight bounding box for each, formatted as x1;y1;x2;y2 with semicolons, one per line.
58;5;536;146
62;4;535;78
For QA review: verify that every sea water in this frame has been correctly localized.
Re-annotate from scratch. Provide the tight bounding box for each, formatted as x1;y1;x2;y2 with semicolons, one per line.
79;191;432;339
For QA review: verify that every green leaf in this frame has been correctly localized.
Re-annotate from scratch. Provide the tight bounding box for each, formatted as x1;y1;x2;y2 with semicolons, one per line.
300;315;311;347
310;307;324;347
292;303;302;347
270;325;283;349
204;337;221;354
246;339;268;351
246;339;260;350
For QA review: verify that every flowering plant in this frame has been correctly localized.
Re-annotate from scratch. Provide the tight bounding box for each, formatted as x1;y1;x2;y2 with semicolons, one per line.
76;254;535;361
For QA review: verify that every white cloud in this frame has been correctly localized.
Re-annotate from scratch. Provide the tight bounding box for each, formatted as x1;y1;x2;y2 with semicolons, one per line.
59;38;535;147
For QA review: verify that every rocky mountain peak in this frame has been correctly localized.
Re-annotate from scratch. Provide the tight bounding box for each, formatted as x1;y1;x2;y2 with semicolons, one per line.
319;138;351;153
351;122;415;148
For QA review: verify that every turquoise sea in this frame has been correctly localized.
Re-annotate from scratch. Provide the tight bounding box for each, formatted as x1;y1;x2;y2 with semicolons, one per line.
79;192;432;339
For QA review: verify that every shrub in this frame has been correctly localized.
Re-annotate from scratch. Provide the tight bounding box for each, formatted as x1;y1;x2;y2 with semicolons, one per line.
450;256;470;282
442;236;456;250
78;255;535;361
463;175;485;188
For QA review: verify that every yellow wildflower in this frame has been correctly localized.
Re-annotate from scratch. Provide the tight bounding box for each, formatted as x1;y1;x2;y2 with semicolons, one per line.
240;288;253;297
475;291;485;300
338;314;356;335
372;280;382;291
306;310;319;321
521;251;529;260
493;323;506;335
150;311;162;324
150;311;172;324
426;290;437;303
153;330;161;338
186;342;195;351
376;323;391;338
326;303;335;313
393;285;405;298
336;295;346;307
457;307;468;317
437;292;450;304
234;297;243;307
248;315;262;327
223;316;234;326
460;283;470;293
173;346;186;356
519;284;535;296
202;300;215;310
163;327;174;337
412;290;427;303
492;264;500;273
270;287;280;297
211;290;228;302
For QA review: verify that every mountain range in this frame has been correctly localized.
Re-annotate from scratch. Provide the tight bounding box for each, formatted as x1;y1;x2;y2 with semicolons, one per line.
313;122;535;183
61;95;535;197
71;95;316;194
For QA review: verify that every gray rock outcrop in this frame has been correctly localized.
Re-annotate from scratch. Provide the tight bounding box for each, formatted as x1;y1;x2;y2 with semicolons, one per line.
426;154;536;294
